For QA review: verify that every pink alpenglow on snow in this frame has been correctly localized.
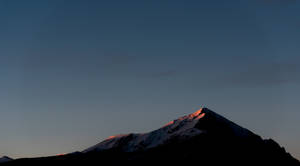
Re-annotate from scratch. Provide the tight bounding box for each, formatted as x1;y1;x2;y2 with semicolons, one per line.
83;108;209;153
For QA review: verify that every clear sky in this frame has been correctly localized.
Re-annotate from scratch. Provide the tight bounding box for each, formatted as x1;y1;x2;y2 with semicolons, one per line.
0;0;299;160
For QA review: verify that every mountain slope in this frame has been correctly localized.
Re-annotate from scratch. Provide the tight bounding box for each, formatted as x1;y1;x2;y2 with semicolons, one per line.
82;107;299;165
83;108;253;153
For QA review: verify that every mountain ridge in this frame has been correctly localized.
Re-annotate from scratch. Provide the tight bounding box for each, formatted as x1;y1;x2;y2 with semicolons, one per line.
83;108;254;153
2;107;300;166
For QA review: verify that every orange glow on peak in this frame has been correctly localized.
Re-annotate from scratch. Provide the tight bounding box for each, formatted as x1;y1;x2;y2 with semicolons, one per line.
192;108;204;116
187;108;205;119
163;120;175;127
108;136;117;139
195;112;205;120
105;134;129;140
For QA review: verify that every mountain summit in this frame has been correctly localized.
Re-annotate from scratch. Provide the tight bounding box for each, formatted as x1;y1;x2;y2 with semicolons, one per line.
83;108;252;153
83;108;206;153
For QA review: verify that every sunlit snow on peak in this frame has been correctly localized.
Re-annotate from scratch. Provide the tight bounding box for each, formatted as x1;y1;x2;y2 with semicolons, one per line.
84;108;208;153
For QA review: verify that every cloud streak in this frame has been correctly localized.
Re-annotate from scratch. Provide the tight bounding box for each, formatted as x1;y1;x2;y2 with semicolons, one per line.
224;62;300;87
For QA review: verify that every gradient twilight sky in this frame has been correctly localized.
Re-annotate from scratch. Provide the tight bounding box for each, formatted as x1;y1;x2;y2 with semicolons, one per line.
0;0;300;159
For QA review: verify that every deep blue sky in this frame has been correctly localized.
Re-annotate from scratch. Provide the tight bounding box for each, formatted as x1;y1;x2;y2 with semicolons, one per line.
0;0;299;159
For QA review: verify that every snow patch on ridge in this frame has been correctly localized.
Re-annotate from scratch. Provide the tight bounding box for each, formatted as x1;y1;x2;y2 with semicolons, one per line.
84;108;207;153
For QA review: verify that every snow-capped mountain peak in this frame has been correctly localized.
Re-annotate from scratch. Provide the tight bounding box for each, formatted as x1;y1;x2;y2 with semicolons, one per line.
83;108;251;153
83;108;208;153
163;108;205;127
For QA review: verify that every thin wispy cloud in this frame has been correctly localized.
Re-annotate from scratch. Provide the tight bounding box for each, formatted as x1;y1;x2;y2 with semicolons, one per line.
224;62;300;87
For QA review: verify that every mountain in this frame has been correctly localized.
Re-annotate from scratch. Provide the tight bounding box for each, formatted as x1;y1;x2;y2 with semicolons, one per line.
83;108;252;153
2;108;300;166
0;156;13;164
